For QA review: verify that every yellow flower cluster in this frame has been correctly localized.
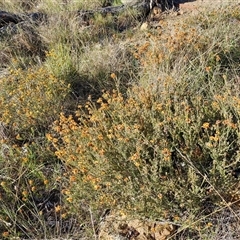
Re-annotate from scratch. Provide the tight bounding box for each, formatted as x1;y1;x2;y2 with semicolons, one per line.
0;67;70;133
133;21;202;72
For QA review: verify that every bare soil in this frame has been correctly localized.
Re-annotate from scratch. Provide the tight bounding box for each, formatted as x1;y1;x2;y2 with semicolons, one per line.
180;0;239;14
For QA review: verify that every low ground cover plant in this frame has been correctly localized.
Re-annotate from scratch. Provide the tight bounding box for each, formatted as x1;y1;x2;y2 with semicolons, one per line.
0;0;240;239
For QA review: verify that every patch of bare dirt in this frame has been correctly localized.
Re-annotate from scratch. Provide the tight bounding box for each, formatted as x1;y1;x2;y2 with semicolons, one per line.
180;0;239;15
98;211;176;240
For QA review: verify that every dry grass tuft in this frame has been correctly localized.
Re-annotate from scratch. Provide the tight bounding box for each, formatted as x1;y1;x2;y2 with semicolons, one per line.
0;1;240;239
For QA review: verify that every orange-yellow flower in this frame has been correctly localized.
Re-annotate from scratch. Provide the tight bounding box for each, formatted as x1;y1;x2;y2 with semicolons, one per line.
55;205;61;213
202;122;210;129
110;73;117;79
2;231;9;238
205;66;211;72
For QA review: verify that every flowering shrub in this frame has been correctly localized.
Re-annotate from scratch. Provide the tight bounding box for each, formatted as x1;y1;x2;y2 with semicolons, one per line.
132;5;240;89
49;85;240;226
0;65;70;237
44;6;240;236
1;2;240;239
0;141;57;239
0;67;70;136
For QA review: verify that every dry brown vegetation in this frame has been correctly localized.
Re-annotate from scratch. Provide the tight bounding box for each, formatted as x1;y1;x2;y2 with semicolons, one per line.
0;0;240;239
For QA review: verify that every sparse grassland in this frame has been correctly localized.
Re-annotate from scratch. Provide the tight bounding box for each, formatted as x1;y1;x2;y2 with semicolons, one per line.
0;0;240;239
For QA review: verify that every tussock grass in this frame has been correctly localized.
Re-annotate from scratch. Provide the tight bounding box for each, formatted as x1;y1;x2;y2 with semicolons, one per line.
0;0;240;239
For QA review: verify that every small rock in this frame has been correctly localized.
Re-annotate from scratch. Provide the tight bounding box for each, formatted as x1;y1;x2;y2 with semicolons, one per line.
140;22;149;30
